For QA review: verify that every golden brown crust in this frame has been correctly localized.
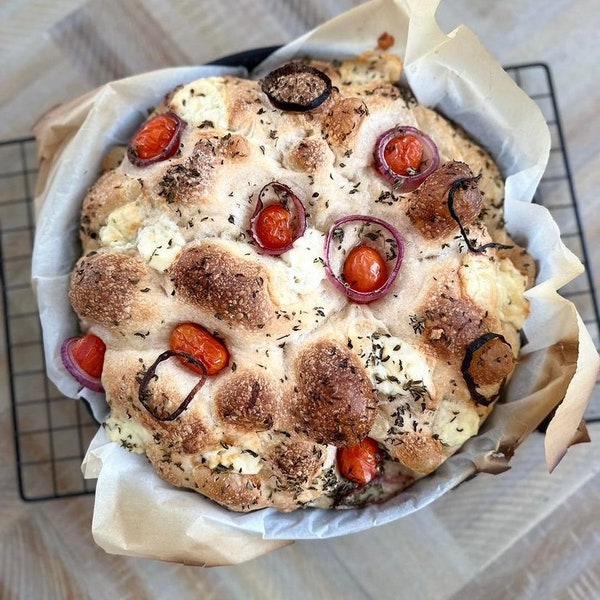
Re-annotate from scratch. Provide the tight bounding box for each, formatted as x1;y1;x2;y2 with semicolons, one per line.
322;96;369;151
168;242;276;330
294;341;377;446
69;252;147;328
71;54;532;512
465;335;514;387
214;371;280;432
407;161;483;239
421;291;487;359
191;466;265;511
265;440;328;490
499;243;537;288
390;433;445;475
284;138;331;173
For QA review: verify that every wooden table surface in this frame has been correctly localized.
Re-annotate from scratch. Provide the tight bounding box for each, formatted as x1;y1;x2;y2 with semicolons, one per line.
1;1;600;598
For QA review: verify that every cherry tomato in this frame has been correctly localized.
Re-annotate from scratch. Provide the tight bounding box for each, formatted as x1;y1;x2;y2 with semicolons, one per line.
70;334;106;379
383;133;423;176
342;245;388;293
337;437;382;485
131;113;180;161
254;204;294;250
169;323;229;376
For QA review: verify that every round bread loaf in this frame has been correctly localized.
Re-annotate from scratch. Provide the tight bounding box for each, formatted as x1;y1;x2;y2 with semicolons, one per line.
68;53;532;511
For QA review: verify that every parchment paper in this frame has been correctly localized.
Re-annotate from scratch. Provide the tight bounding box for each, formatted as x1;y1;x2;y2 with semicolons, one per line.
31;0;600;565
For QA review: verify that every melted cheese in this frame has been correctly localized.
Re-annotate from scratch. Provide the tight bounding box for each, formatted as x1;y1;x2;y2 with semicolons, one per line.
136;217;186;271
349;328;434;398
104;415;151;454
169;78;229;129
280;227;328;295
460;255;528;330
432;399;480;448
347;325;438;443
201;446;263;475
99;203;185;271
99;202;144;249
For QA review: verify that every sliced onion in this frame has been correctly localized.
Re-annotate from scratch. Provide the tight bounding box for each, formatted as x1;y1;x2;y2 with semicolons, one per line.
138;350;207;421
250;181;307;255
61;337;104;392
447;176;514;254
261;63;332;112
462;333;513;406
324;215;404;303
374;125;439;192
127;112;186;167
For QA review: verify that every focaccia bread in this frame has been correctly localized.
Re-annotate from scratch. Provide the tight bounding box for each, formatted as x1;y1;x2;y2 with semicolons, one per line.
67;53;533;511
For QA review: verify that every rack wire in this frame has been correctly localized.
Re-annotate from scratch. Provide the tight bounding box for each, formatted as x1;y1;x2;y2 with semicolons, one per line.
1;63;599;501
0;137;98;500
504;63;600;422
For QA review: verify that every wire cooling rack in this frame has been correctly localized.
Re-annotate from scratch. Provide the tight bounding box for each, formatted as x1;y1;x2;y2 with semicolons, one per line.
507;63;600;426
1;63;599;502
0;138;98;500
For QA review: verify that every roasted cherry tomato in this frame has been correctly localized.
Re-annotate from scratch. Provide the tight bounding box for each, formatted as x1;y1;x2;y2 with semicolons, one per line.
383;133;423;176
337;437;382;485
129;112;183;164
70;333;106;379
169;323;229;376
254;204;294;250
342;244;388;294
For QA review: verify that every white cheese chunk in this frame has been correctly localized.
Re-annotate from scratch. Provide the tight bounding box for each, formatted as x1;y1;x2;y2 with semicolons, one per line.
99;202;144;249
349;328;434;398
460;255;528;330
432;400;480;448
202;446;263;475
136;217;186;271
104;415;151;454
99;201;186;271
280;227;328;295
169;78;229;130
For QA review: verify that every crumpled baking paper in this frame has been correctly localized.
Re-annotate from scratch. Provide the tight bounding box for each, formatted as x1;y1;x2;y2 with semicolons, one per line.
31;0;600;565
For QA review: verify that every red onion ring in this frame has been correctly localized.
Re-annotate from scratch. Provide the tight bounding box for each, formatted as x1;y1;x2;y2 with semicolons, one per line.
127;112;186;167
447;176;514;254
373;126;439;192
138;350;207;421
261;63;333;112
461;333;513;406
60;337;104;392
250;181;307;255
324;215;404;303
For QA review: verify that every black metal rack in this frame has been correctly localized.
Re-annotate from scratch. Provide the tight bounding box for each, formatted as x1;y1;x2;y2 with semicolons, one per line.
506;63;600;354
1;63;599;502
0;137;98;500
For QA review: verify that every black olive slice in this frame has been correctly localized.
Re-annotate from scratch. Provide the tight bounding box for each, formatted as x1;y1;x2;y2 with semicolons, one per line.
261;62;332;112
462;333;514;406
